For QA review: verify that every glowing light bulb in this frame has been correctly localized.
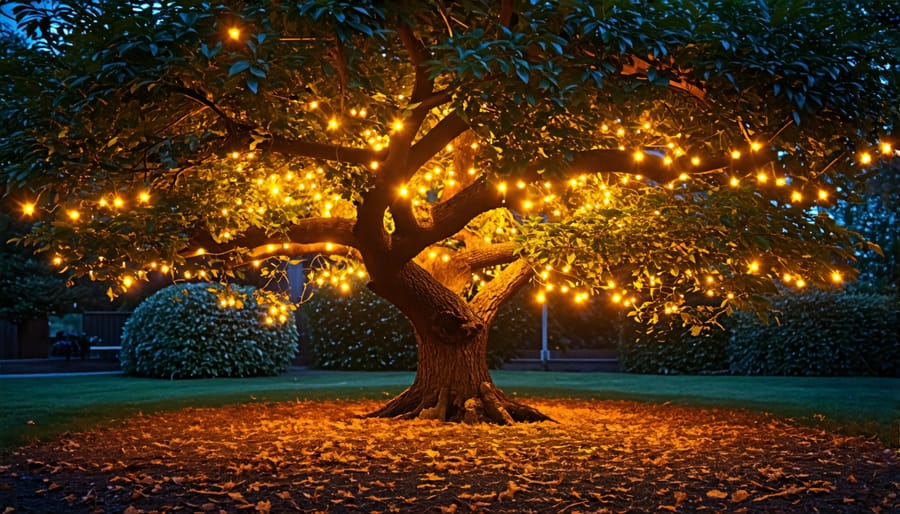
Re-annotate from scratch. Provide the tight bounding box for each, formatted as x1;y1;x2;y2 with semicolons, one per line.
756;172;768;183
729;177;740;187
690;156;701;166
859;152;872;165
830;271;842;283
663;156;673;166
633;150;644;162
52;256;62;266
881;142;892;155
122;276;133;288
748;260;760;273
775;177;786;187
791;190;803;203
751;141;762;152
399;186;409;198
327;117;339;130
536;292;546;303
23;203;35;216
612;293;622;304
497;182;507;193
817;189;828;201
796;278;806;288
138;191;150;203
67;209;80;221
309;101;319;110
783;273;792;283
730;150;742;159
391;119;404;132
113;196;124;208
228;27;241;40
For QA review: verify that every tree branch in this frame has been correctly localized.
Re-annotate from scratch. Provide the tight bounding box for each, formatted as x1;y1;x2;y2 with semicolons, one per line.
266;136;384;165
470;258;533;324
186;217;358;258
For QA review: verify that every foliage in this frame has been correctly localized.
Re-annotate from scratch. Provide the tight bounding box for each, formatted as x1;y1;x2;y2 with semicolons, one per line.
0;211;74;323
1;0;897;399
304;285;418;370
835;161;899;294
728;291;899;377
618;320;730;375
120;283;298;378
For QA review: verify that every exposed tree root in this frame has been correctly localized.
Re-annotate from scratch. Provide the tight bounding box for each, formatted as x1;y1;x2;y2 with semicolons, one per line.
367;382;555;424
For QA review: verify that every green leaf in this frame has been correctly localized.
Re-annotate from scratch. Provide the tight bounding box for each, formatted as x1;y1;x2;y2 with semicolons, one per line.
228;60;251;76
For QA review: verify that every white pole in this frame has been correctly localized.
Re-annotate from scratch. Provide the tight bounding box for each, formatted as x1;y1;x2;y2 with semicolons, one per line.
540;302;550;369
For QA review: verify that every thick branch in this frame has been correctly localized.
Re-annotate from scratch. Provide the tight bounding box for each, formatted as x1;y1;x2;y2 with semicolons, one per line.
470;258;533;324
458;242;519;271
186;217;358;257
267;136;383;166
398;23;432;103
406;113;471;176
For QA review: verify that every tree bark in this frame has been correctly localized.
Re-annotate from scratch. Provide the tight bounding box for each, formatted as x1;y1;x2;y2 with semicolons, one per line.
366;262;550;423
368;325;550;423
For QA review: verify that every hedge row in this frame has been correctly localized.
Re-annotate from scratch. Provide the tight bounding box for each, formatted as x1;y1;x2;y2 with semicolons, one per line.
619;292;899;376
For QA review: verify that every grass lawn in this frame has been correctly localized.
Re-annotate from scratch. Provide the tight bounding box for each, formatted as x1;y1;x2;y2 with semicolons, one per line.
1;370;897;454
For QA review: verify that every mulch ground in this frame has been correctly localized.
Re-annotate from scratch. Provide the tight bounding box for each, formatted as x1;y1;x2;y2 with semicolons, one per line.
1;399;897;513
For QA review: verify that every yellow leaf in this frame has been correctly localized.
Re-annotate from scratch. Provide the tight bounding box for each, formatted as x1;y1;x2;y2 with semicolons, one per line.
706;489;728;499
730;489;750;503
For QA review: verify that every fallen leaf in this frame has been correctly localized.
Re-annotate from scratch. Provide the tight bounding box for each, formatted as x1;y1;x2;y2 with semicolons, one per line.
731;489;750;502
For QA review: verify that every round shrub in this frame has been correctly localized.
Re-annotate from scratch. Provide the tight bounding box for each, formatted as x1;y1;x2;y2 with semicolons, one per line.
617;320;730;375
728;291;899;376
120;283;298;378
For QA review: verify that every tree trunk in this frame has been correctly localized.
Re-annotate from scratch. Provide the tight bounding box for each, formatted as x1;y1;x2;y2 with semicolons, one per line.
368;321;550;424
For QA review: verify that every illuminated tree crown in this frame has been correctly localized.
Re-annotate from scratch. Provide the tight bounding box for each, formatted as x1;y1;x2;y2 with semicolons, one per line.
1;0;897;420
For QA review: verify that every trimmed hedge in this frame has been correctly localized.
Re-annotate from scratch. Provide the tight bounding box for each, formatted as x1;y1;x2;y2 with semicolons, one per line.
120;283;298;378
728;292;899;376
303;286;524;370
617;321;730;375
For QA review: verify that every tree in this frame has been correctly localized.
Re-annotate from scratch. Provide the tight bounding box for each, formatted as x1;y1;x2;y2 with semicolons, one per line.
1;0;896;422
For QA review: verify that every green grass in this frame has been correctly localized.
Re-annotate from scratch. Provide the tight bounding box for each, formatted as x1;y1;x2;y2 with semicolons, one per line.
1;370;897;455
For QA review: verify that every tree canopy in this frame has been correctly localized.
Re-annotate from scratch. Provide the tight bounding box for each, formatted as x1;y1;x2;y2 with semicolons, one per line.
1;0;897;419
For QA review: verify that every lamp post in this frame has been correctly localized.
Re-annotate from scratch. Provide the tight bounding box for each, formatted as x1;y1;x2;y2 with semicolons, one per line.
540;302;550;370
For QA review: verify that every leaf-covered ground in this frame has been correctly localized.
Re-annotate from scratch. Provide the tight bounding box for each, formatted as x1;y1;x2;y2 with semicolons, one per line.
1;399;897;513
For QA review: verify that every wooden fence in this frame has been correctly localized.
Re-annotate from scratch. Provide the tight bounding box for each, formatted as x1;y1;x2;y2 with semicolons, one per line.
82;311;132;347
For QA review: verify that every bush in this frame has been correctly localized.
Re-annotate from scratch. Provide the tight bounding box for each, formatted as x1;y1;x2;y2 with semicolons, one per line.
617;320;730;375
728;291;899;376
303;285;525;370
120;283;298;378
303;286;418;370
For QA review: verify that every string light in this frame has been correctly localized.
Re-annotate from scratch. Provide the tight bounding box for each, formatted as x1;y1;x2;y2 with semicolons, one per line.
23;203;35;216
67;209;80;221
228;27;241;40
881;142;893;155
859;152;872;165
830;271;843;284
730;150;741;159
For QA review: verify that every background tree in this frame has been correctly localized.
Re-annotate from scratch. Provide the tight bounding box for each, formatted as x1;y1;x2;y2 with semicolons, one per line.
1;0;896;422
